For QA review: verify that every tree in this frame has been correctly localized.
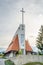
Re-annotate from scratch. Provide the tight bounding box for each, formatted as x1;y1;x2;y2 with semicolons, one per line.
36;25;43;51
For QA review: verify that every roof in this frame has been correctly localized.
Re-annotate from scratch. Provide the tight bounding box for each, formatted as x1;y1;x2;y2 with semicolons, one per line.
25;40;32;52
7;35;20;52
7;35;32;52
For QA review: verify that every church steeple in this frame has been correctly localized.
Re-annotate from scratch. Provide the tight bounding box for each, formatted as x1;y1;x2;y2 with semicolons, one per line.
20;8;25;24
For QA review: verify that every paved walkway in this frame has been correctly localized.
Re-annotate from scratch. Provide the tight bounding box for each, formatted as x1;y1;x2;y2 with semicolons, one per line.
0;59;5;65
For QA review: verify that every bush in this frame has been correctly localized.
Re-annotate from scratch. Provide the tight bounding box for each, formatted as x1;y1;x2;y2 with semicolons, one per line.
38;51;43;55
18;50;22;54
5;60;15;65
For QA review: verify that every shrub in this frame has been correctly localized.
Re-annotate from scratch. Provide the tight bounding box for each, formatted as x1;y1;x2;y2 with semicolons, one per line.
5;60;15;65
18;50;22;54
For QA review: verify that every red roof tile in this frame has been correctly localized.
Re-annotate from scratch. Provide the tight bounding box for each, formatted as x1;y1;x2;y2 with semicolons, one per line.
7;35;20;52
25;40;32;51
7;35;32;52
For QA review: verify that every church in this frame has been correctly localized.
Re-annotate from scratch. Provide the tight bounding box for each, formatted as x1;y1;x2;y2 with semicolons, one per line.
5;8;32;57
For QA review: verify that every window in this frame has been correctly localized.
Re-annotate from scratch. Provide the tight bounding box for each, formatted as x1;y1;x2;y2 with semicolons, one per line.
22;25;24;30
21;34;24;44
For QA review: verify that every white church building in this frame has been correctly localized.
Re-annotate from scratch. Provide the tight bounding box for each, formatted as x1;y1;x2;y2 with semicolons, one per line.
5;8;32;57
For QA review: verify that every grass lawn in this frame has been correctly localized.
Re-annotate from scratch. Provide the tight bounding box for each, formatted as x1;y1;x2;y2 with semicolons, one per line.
24;62;43;65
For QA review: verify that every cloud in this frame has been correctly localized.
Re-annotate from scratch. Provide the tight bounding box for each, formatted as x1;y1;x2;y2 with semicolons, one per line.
0;0;21;18
0;0;43;48
25;0;43;15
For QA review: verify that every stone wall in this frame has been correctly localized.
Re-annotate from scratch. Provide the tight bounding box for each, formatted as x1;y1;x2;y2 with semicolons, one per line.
10;55;43;65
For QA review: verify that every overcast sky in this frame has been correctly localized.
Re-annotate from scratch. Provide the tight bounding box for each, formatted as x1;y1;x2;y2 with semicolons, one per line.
0;0;43;48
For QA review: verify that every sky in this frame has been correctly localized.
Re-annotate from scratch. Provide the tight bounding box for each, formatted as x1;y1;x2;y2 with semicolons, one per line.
0;0;43;49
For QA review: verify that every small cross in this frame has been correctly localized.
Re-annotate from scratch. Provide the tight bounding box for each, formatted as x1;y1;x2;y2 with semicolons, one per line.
20;8;25;24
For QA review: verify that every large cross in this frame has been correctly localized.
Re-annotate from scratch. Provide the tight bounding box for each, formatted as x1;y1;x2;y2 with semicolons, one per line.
20;8;25;24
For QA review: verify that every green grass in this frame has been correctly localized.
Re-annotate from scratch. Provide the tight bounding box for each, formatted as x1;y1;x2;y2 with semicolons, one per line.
5;60;15;65
0;54;4;58
24;62;43;65
0;54;6;59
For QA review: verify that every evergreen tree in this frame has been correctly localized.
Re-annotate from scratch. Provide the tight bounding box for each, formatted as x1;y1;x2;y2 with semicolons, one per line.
36;25;43;51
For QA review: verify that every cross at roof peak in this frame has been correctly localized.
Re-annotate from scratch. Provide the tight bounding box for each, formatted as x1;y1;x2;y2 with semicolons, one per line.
20;8;25;24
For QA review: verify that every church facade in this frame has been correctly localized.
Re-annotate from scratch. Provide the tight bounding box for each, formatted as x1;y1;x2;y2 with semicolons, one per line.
5;8;32;57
